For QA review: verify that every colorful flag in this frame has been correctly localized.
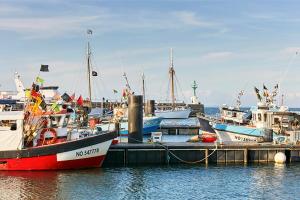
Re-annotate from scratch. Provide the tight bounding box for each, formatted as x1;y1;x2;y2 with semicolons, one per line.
122;89;126;97
51;102;60;112
70;93;75;101
36;76;44;84
40;100;47;110
77;95;83;106
32;83;39;92
61;93;71;102
40;64;49;72
32;96;42;112
254;87;262;102
263;84;269;97
31;90;40;99
25;90;31;98
92;71;98;76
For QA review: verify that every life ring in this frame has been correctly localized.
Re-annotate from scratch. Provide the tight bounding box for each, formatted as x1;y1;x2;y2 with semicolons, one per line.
116;110;124;117
39;128;57;145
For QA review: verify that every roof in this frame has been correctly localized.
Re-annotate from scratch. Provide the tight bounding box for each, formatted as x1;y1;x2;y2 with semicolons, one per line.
160;117;200;128
0;111;24;120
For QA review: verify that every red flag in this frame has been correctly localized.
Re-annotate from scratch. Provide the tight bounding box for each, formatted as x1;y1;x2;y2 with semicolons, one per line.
77;95;83;106
70;93;75;101
31;90;40;99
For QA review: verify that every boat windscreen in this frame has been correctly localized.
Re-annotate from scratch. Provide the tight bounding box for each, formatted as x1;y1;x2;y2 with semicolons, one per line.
0;99;17;105
243;111;252;120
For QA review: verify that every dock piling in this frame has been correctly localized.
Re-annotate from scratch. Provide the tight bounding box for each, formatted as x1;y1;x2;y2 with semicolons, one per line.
145;100;155;116
128;95;143;143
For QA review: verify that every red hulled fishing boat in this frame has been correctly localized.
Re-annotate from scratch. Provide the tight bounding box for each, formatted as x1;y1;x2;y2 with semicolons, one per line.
0;111;117;170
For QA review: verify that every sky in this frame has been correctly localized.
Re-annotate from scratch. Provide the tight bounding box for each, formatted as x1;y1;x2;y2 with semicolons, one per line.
1;0;300;107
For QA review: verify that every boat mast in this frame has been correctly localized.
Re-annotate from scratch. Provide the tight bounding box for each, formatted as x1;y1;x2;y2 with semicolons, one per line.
169;48;175;110
87;30;92;106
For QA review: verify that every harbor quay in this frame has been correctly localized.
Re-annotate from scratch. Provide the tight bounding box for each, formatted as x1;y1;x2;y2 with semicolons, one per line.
103;142;300;166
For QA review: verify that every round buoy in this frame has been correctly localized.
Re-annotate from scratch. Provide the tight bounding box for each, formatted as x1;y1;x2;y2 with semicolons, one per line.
274;152;286;164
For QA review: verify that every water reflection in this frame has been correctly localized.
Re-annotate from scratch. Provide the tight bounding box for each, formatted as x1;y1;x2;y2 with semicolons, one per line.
0;171;60;199
123;169;146;200
0;164;299;200
248;164;287;199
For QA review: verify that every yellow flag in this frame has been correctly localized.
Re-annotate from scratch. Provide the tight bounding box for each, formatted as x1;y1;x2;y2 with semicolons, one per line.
25;90;31;98
32;97;42;113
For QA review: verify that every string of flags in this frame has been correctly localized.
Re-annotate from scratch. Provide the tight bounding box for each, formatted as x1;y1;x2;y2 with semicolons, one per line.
25;66;86;115
254;84;279;105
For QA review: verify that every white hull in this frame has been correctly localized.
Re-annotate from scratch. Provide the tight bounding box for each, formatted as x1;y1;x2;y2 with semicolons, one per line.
215;130;263;143
155;108;191;119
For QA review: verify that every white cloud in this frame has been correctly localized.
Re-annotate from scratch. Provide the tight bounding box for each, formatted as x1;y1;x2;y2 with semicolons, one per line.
0;15;100;38
173;11;215;27
280;47;300;56
200;51;235;61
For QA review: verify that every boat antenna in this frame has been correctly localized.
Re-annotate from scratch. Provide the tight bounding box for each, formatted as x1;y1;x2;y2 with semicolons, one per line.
169;48;175;110
123;72;132;93
236;90;244;109
281;94;284;106
87;29;93;106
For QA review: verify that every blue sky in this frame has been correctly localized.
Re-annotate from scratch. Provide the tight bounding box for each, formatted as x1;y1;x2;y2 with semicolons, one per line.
1;0;300;106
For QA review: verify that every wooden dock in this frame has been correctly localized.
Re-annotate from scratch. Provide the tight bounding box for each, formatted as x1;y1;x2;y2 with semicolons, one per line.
103;142;300;166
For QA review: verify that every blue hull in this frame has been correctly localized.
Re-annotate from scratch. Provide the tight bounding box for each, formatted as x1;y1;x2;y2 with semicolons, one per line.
213;123;264;137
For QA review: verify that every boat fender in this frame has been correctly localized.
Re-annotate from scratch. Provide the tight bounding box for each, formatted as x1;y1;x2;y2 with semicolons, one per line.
39;128;57;145
116;110;124;117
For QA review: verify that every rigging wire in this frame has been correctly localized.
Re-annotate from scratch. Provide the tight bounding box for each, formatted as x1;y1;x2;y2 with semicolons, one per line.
278;51;299;98
174;74;188;103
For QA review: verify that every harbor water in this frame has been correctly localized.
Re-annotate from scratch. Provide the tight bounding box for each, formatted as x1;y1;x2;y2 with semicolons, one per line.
0;164;299;199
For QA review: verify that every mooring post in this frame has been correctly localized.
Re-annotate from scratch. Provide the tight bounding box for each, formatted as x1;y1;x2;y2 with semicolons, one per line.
244;149;248;163
262;128;273;142
205;149;209;165
114;121;120;136
145;100;155;116
128;95;143;143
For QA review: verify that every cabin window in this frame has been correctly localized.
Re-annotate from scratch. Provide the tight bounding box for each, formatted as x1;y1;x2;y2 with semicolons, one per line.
258;113;262;121
0;120;17;131
63;115;70;128
232;112;237;117
274;118;280;125
50;116;61;128
264;113;267;122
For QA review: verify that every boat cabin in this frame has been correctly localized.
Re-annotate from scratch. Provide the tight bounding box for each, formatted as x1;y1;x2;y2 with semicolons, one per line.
251;104;300;135
0;111;24;151
220;105;249;124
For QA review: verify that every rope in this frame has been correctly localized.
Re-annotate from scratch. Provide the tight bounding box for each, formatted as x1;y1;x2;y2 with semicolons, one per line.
174;74;187;103
127;137;218;164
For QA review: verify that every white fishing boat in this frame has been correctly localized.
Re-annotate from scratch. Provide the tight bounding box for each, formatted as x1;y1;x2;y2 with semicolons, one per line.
212;85;300;144
155;108;191;119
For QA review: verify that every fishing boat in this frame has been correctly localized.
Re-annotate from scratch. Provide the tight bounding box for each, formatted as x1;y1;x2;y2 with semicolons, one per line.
97;116;162;136
219;90;251;124
212;85;300;143
0;108;116;170
155;49;191;119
